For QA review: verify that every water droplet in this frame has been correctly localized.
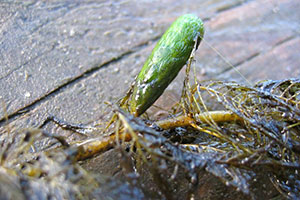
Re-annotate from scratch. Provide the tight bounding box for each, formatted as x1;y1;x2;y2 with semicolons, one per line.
69;28;75;36
113;67;120;73
25;92;31;98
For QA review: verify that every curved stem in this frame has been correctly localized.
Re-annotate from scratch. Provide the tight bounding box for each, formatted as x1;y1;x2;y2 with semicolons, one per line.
155;110;242;129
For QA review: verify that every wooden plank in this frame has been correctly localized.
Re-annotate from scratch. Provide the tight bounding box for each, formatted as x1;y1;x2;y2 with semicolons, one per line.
194;0;300;80
0;0;242;120
219;37;300;84
1;1;297;198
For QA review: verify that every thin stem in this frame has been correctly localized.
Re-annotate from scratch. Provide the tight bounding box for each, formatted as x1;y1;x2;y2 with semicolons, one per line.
155;110;242;130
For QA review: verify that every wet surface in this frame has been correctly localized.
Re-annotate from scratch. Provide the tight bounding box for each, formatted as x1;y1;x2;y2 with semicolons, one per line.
1;0;300;199
0;0;246;122
1;0;299;126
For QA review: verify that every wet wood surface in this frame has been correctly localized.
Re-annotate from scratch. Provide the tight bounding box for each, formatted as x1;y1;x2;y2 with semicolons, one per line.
1;0;299;198
1;0;299;129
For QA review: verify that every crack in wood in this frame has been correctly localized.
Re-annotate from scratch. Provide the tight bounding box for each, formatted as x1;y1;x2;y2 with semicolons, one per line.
0;35;160;125
216;34;298;77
